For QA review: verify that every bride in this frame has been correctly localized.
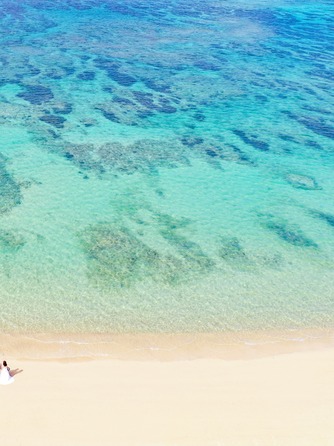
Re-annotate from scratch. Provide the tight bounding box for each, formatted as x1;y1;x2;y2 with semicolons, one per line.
0;361;22;385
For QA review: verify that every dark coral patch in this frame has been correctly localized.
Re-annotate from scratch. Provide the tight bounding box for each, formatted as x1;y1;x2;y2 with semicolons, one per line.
112;96;134;105
285;173;320;190
299;117;334;140
193;112;205;121
99;62;137;86
181;136;204;147
233;130;269;152
218;236;254;269
52;103;73;114
63;66;76;76
101;111;122;123
95;59;136;85
312;211;334;227
39;114;66;128
193;60;221;71
142;78;171;93
265;220;317;248
109;71;136;86
132;91;154;104
0;230;25;253
205;148;219;158
0;155;22;215
80;224;191;288
17;84;54;105
77;71;96;81
279;134;298;142
157;105;177;114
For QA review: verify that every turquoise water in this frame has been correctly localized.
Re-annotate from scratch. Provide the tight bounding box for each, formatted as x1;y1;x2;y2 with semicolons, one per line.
0;0;334;333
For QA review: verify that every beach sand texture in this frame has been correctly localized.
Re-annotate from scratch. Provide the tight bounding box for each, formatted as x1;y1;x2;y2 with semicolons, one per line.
2;348;334;446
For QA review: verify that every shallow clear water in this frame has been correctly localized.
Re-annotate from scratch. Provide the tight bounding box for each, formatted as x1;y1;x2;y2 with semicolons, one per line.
0;0;334;333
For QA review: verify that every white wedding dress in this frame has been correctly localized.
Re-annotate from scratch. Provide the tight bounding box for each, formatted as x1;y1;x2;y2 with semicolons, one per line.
0;367;14;385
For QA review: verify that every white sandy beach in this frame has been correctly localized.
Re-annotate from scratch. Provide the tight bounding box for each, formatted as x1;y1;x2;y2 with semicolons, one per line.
2;346;334;446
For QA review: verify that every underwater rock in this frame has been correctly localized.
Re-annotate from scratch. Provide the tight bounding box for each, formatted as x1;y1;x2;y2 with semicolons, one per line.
107;68;136;86
233;130;269;152
142;78;171;93
136;111;154;119
112;96;134;106
77;71;95;81
218;236;248;261
48;129;60;139
80;117;97;127
311;210;334;227
80;224;189;287
285;173;320;190
17;84;54;105
0;155;22;215
0;230;25;253
306;140;323;150
302;105;332;115
64;152;74;160
193;60;221;71
299;117;334;140
184;138;254;166
95;102;138;126
95;59;136;86
80;225;158;287
156;104;177;114
257;252;284;269
132;91;154;107
223;144;255;166
205;148;219;158
155;213;192;231
39;114;66;128
63;66;76;76
26;66;41;76
96;89;178;126
160;230;214;272
46;68;65;80
285;112;334;140
265;220;317;248
52;102;73;114
193;112;206;121
157;213;214;273
60;138;190;175
181;136;204;147
100;110;121;123
103;86;114;94
279;134;297;142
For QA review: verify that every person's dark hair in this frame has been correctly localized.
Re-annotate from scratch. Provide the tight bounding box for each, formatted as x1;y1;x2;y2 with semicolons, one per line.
3;361;7;367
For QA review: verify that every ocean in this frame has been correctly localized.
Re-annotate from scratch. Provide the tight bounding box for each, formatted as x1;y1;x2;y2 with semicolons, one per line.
0;0;334;337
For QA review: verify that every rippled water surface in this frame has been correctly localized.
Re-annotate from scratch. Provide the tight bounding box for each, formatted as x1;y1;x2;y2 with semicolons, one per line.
0;0;334;333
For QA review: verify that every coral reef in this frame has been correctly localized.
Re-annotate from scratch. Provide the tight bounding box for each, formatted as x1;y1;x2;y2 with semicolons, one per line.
285;173;320;190
311;210;334;228
0;155;22;215
0;230;25;253
218;236;249;262
264;219;318;248
80;214;215;288
80;223;190;287
61;138;190;174
17;85;54;105
233;130;269;152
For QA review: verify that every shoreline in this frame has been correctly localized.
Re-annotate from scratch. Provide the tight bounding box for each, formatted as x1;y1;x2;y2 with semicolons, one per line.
3;329;334;445
3;327;334;362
